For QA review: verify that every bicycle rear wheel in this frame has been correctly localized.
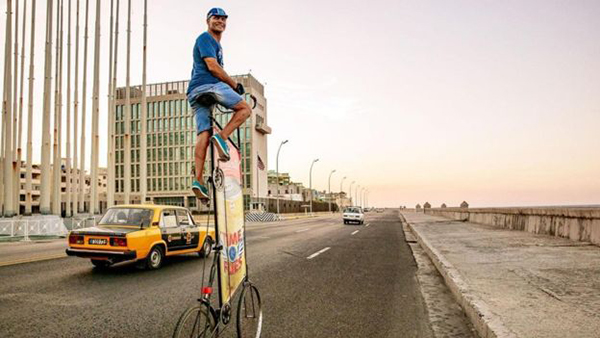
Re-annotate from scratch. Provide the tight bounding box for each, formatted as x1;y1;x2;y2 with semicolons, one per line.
236;283;263;338
173;303;216;338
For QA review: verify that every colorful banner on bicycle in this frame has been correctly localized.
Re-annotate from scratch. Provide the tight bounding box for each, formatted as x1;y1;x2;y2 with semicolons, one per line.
213;128;247;304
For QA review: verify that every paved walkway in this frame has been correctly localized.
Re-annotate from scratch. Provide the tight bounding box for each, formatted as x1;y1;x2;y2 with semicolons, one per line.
402;211;600;338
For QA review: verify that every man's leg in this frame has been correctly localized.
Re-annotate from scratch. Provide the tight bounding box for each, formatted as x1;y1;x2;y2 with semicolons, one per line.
194;130;211;185
218;100;252;140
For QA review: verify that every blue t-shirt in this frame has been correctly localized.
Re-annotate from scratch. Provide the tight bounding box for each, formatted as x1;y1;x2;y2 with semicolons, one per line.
187;32;224;94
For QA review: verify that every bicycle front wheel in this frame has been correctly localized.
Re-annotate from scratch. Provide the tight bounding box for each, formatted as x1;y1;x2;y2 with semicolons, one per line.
236;283;263;338
173;303;216;338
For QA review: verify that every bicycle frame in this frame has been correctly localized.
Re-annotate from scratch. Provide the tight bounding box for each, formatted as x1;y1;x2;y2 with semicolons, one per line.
202;93;256;318
173;92;261;338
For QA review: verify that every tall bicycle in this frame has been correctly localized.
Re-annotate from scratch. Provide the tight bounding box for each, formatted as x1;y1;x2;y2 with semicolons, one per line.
173;87;263;338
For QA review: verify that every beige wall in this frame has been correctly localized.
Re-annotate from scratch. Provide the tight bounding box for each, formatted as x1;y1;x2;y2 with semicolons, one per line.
425;207;600;246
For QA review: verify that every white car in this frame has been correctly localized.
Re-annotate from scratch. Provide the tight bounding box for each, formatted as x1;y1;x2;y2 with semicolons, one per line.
343;207;364;225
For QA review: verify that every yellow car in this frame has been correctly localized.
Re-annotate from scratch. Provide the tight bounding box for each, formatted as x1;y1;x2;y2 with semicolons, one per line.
66;204;215;269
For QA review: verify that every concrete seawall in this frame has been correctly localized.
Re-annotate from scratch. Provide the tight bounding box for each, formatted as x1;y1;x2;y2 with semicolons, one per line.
423;207;600;246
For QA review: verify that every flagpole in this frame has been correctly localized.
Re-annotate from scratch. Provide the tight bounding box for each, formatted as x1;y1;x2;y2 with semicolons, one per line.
140;0;148;204
123;0;131;204
40;0;54;215
78;0;88;213
106;0;114;207
3;0;15;216
72;0;79;214
256;159;259;211
25;0;37;215
17;0;28;215
89;0;101;214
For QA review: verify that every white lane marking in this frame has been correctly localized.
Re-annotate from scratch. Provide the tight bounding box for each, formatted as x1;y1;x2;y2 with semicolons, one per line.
365;223;370;227
295;228;310;233
255;236;271;239
307;247;331;260
351;230;359;236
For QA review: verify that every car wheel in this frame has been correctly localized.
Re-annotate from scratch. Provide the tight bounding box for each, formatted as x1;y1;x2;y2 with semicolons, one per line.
199;237;212;258
146;245;164;270
91;259;110;269
343;220;347;224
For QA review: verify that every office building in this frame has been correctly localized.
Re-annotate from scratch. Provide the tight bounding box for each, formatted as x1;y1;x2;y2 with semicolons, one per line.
112;74;270;209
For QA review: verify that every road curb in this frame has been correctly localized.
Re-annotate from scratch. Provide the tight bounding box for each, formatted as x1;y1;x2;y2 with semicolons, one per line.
400;214;517;338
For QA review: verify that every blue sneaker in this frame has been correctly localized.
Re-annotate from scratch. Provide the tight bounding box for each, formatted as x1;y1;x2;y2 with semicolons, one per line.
192;180;209;200
211;134;230;161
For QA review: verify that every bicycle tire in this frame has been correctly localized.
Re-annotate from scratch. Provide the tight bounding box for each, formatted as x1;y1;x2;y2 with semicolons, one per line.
236;284;263;338
173;304;216;338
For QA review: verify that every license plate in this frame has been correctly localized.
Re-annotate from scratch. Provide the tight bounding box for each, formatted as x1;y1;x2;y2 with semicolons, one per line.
89;238;107;245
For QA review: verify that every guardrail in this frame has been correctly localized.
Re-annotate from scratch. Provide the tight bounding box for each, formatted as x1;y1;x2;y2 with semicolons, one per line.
0;215;98;242
0;219;69;241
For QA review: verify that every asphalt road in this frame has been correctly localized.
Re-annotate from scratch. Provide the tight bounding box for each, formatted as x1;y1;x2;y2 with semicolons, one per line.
0;210;434;338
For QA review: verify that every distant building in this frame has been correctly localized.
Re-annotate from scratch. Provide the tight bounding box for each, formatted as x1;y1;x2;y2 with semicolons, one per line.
15;159;106;215
460;201;469;208
112;74;270;210
267;181;304;201
267;170;290;186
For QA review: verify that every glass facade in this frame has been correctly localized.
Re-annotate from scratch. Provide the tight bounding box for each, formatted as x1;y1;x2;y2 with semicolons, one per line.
113;82;256;209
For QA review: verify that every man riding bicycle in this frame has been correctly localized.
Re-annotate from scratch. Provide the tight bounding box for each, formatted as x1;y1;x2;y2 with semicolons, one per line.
187;7;252;200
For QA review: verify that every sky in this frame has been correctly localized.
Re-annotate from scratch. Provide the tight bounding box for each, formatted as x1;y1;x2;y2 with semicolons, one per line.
1;0;599;208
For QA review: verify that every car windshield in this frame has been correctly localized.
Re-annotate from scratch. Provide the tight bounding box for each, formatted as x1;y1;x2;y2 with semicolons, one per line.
344;207;362;214
98;208;154;227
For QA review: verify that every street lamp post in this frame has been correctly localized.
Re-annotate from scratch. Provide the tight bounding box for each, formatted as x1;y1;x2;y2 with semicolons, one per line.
275;140;288;214
355;185;360;208
349;181;355;206
361;188;366;208
309;158;319;214
328;169;336;213
339;176;347;210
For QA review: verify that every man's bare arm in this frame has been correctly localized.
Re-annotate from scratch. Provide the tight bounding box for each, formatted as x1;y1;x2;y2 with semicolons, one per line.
204;58;237;89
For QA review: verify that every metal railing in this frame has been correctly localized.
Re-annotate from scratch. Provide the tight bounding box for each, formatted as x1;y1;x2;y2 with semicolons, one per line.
0;219;69;241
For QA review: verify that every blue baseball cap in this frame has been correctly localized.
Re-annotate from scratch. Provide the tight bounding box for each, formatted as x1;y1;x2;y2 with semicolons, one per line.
207;8;228;19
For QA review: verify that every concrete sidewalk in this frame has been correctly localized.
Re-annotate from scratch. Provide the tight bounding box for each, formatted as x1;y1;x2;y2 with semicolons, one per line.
402;211;600;338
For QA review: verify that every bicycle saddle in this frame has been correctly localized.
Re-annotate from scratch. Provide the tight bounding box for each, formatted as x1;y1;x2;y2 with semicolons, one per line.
195;93;217;107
